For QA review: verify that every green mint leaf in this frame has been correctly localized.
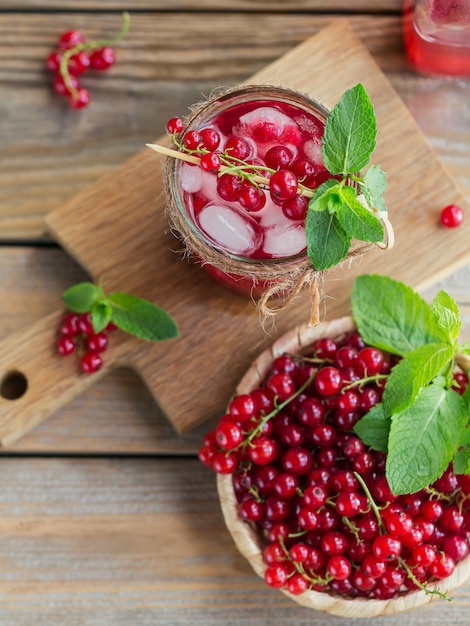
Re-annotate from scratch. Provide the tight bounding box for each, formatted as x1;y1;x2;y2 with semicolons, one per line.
306;208;351;270
308;179;341;212
453;446;470;475
386;383;467;494
107;292;179;342
91;301;113;333
432;290;461;342
353;403;390;452
362;165;387;212
62;282;104;313
351;275;449;356
336;185;384;242
322;83;377;176
383;342;455;415
459;341;470;355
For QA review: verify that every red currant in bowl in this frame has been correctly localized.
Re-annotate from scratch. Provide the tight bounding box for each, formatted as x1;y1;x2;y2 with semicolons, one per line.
210;317;470;618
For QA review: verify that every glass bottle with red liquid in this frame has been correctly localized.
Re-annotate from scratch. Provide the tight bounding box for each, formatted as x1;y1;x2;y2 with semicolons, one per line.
403;0;470;76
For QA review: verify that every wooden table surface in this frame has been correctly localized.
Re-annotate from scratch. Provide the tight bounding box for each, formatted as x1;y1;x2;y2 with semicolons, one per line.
1;2;470;624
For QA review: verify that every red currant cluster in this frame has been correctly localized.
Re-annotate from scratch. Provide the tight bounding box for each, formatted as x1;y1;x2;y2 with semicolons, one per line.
57;311;116;373
46;29;117;109
199;331;470;600
166;116;335;220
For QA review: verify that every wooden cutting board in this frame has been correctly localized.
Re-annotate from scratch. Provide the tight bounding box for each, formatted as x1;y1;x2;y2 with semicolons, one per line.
0;19;469;446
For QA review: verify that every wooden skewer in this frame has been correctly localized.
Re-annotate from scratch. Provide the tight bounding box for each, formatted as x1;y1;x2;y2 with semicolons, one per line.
146;142;394;249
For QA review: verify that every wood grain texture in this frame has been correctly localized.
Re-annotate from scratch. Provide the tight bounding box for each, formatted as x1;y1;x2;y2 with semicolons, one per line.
2;1;403;12
0;18;468;446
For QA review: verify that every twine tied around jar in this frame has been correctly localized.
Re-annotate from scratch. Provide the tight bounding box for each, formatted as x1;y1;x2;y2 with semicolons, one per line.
149;84;394;326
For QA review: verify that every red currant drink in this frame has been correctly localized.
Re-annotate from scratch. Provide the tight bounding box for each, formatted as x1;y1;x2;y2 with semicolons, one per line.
403;0;470;76
170;86;334;296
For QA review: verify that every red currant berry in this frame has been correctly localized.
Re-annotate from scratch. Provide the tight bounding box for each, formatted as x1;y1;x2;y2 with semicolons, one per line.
57;335;75;356
228;394;256;422
314;366;342;397
264;563;288;588
80;352;103;374
269;170;299;202
443;535;470;562
264;145;293;170
290;158;315;180
281;446;313;476
267;372;296;401
46;51;63;72
440;203;464;228
68;50;91;75
199;152;221;174
385;511;414;536
238;184;265;212
362;554;387;579
58;30;84;50
215;420;244;451
212;450;238;474
216;174;241;202
273;472;298;499
287;573;309;595
225;136;251;160
68;87;91;109
335;491;363;518
356;347;384;376
281;195;309;221
413;544;436;567
199;127;221;151
429;552;455;579
239;498;264;522
53;73;79;96
59;313;80;336
85;332;108;354
183;130;202;151
247;437;277;466
78;312;94;335
90;46;116;70
166;117;184;135
372;534;402;561
327;555;351;580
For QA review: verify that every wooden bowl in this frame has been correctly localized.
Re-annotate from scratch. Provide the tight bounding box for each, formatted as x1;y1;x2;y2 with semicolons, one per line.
217;316;470;618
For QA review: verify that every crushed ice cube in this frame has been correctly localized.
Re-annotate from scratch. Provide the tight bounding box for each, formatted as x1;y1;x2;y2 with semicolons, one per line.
303;138;323;164
180;163;203;193
262;224;306;258
197;204;262;256
235;106;291;140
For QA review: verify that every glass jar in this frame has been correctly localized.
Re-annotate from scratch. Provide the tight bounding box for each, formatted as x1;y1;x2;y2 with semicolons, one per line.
165;84;332;302
403;0;470;76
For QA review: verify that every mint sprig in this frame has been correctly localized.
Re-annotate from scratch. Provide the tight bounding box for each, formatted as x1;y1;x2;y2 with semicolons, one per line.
351;274;470;495
307;83;387;271
62;282;179;342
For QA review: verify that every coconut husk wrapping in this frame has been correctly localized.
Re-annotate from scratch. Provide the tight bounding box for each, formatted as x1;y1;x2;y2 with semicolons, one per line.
216;316;470;618
163;85;393;326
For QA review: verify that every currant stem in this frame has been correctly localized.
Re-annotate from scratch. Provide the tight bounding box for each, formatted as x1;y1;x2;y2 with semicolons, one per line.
246;368;318;443
353;471;385;532
146;142;315;198
59;11;130;101
398;557;451;601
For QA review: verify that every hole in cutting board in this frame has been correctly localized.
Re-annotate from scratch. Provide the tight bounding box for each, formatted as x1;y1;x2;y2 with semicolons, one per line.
1;371;28;400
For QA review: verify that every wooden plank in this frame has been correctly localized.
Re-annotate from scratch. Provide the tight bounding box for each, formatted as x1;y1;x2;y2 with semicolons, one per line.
0;13;405;240
0;457;467;625
0;19;469;446
0;1;403;13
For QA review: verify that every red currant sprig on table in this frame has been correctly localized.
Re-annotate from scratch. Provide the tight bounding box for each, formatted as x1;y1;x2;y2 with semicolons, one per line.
57;311;117;374
46;12;130;109
164;116;336;220
199;330;470;601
